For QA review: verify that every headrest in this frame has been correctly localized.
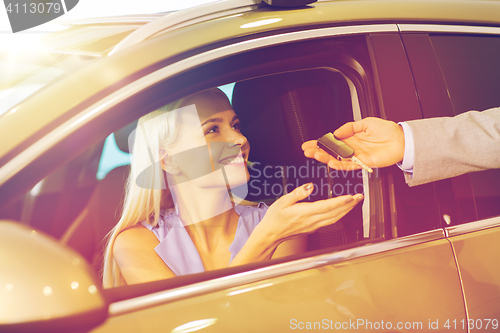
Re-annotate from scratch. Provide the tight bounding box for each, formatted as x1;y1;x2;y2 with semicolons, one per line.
232;69;353;166
114;120;137;153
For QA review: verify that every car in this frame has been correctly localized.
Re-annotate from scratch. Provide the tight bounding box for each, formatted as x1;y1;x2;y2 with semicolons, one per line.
1;0;500;332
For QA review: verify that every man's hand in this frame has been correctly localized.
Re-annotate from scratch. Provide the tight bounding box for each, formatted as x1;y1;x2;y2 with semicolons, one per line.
302;117;405;170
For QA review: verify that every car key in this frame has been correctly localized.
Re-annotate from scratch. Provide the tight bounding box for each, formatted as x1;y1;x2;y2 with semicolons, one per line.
317;132;373;173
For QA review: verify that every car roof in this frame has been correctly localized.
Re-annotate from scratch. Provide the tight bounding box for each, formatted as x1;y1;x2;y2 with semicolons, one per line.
1;0;500;162
111;0;500;55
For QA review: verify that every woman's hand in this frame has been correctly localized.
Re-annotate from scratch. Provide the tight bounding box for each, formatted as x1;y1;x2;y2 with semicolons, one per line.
259;183;363;245
302;117;405;170
229;183;363;266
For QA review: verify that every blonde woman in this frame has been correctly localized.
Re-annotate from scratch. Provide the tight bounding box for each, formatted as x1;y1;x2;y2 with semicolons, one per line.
103;88;363;288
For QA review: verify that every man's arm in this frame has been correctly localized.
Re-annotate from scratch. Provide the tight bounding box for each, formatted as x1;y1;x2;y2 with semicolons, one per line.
405;107;500;186
302;107;500;186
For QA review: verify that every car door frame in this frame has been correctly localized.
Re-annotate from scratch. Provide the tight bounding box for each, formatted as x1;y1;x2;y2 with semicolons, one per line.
400;23;500;327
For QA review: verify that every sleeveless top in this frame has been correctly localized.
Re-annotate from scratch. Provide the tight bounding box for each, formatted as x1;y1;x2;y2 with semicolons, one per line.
140;203;268;276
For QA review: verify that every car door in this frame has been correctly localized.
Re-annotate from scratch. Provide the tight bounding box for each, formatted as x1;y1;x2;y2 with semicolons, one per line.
401;24;500;329
80;25;467;332
0;15;469;333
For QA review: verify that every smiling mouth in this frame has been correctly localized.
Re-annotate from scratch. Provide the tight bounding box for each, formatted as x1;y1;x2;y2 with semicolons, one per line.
219;154;246;166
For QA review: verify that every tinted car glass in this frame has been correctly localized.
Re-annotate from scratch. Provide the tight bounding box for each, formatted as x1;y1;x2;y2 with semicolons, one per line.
430;34;500;221
368;33;441;237
430;35;500;114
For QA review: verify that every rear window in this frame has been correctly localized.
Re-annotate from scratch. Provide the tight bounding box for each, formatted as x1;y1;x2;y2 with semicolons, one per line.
431;34;500;221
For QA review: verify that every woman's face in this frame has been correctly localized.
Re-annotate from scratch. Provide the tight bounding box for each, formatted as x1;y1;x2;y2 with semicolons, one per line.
164;90;250;190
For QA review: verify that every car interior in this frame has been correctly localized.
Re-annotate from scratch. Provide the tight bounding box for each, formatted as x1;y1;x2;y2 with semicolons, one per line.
0;67;375;290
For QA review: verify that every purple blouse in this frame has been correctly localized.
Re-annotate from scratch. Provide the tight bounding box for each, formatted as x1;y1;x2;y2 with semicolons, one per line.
141;203;267;276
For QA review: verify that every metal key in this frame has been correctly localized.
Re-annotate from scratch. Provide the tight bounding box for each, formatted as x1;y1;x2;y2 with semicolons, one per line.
317;132;373;173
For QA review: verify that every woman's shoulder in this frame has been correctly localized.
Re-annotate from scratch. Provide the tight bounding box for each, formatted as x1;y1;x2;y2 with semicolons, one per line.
113;224;176;284
116;223;152;239
113;224;160;258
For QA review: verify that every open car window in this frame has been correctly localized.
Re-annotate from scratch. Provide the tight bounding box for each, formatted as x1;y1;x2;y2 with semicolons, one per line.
0;33;391;295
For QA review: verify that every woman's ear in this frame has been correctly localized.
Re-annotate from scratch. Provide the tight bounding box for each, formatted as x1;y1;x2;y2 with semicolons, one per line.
160;148;181;175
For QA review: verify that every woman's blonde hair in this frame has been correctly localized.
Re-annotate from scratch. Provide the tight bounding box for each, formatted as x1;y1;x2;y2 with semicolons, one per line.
102;88;229;288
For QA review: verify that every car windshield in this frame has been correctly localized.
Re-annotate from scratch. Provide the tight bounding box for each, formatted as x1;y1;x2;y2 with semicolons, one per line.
0;50;74;117
0;24;139;117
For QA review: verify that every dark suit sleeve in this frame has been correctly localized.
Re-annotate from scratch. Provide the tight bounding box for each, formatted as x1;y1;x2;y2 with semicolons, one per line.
404;107;500;186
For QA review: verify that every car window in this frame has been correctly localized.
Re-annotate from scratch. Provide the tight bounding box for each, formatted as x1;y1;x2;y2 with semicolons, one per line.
430;34;500;222
0;142;103;236
0;33;390;289
97;134;131;180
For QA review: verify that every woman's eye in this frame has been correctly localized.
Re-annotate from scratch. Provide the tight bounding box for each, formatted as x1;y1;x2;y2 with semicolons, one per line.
232;122;241;131
206;126;218;134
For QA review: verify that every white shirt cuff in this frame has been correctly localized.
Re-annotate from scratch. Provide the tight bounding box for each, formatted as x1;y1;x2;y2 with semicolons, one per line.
397;122;415;172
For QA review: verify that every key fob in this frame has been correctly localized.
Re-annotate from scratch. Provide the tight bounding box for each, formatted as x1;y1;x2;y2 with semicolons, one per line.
317;133;354;160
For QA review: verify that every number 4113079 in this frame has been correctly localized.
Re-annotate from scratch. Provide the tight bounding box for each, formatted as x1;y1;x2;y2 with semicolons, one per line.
6;2;62;14
444;319;498;330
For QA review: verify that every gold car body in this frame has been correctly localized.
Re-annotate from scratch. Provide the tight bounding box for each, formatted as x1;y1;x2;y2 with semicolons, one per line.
1;1;500;332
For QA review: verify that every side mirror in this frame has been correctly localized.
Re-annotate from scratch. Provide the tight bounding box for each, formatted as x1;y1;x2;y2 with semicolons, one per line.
0;221;108;332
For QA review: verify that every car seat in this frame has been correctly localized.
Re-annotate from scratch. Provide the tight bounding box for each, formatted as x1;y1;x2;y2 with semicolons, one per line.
61;122;136;276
